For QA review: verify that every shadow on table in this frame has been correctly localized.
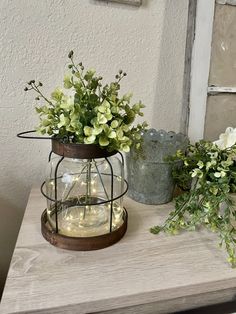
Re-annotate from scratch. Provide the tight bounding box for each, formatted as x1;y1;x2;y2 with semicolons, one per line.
178;301;236;314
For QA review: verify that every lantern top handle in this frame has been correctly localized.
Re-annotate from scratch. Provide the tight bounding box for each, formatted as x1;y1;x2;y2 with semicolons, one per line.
17;130;52;140
17;130;79;143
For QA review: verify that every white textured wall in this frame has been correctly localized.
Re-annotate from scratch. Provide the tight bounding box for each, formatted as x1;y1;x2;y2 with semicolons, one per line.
0;0;188;295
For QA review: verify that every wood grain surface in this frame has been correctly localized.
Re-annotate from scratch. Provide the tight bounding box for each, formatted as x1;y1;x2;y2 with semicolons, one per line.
1;188;236;314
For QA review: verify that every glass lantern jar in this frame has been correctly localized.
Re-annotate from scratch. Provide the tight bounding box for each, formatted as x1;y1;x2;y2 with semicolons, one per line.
41;139;128;250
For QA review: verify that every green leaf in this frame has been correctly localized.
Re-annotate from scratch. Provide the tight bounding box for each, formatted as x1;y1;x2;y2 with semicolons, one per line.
150;226;162;234
58;114;69;128
60;98;74;110
98;104;106;113
99;136;109;146
84;69;96;81
74;72;81;79
97;113;107;124
120;144;130;152
84;126;93;136
84;135;96;144
63;76;73;89
117;130;124;140
35;107;42;114
93;126;103;135
41;119;51;127
51;88;63;101
111;120;119;129
108;131;116;139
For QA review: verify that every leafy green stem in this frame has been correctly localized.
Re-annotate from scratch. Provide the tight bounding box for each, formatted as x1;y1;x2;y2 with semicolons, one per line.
150;180;199;234
31;83;52;105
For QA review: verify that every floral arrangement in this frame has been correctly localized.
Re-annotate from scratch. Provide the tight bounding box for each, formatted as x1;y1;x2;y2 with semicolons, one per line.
151;127;236;267
24;51;147;152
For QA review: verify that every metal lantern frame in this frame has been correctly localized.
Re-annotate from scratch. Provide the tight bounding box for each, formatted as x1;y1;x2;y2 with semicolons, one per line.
17;130;128;251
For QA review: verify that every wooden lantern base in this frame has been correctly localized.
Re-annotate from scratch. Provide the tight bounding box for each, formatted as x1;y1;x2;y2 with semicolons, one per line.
41;209;128;251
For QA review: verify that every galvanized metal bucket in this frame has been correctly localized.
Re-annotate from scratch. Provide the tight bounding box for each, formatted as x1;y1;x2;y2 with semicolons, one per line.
126;129;188;205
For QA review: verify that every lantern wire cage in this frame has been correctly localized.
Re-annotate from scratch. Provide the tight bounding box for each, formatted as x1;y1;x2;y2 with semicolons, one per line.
17;130;128;251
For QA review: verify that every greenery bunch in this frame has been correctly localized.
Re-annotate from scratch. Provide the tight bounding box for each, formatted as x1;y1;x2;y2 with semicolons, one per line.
24;51;147;152
151;140;236;267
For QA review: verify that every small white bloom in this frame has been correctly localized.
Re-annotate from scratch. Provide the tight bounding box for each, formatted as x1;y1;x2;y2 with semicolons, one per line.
203;202;211;210
184;160;189;166
208;152;218;159
214;171;226;178
191;170;197;178
197;160;204;169
191;169;203;178
220;171;226;177
206;161;216;170
214;127;236;150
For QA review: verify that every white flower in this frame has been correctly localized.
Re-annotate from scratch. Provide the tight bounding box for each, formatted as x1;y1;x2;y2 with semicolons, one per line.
214;171;226;178
184;160;189;166
206;160;217;171
191;168;203;178
214;127;236;150
208;152;218;159
197;160;204;169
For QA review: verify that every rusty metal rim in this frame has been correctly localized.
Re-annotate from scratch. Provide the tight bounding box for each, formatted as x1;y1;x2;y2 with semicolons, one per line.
17;130;118;159
41;209;128;251
51;138;117;159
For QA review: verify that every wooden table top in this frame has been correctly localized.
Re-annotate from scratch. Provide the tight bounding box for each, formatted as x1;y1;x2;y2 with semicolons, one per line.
1;188;236;314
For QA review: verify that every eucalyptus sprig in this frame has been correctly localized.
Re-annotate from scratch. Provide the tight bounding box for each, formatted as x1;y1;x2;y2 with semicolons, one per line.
151;139;236;267
24;50;147;152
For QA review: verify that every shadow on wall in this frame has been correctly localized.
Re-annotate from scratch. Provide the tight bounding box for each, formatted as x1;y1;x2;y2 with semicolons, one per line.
0;198;24;300
153;0;188;132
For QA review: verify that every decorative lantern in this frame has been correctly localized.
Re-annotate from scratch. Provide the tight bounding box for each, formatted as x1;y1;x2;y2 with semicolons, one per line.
17;131;128;251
